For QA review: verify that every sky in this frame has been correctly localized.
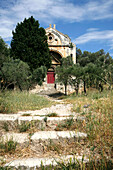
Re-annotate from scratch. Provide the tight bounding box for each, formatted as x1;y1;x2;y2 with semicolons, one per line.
0;0;113;57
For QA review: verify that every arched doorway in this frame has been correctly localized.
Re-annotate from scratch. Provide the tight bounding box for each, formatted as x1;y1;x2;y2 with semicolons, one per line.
47;51;62;84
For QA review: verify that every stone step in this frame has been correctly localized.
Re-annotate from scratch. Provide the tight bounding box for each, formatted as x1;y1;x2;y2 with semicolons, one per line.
0;113;85;132
1;131;87;144
31;131;87;142
18;104;74;116
0;104;75;118
1;132;29;143
18;115;85;124
0;115;85;126
5;155;89;169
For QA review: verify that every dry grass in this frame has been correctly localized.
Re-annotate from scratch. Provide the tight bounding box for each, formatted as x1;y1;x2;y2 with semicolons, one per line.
0;89;113;169
64;89;113;162
0;90;54;113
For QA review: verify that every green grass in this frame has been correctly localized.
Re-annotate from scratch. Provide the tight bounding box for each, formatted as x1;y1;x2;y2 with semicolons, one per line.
47;113;58;117
18;122;30;132
55;118;75;131
0;138;17;153
17;120;41;133
22;113;31;116
0;90;54;113
40;157;113;170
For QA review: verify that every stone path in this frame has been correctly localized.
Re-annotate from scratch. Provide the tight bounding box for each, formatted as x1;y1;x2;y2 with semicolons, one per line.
0;101;88;169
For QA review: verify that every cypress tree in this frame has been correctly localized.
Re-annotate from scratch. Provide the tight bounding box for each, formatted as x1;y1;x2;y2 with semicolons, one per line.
11;16;51;71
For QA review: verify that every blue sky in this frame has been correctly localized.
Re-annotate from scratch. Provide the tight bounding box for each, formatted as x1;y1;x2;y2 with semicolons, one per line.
0;0;113;57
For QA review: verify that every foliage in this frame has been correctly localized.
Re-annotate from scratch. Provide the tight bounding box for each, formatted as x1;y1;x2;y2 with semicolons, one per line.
56;49;113;95
1;58;31;90
0;37;10;69
0;37;10;89
32;66;47;86
75;49;113;93
11;16;51;71
70;64;83;95
56;56;73;95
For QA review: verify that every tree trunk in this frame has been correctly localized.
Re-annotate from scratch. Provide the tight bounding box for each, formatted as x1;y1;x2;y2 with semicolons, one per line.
5;82;16;91
19;85;22;91
64;84;67;95
99;83;103;92
83;80;86;94
108;83;111;90
75;82;79;95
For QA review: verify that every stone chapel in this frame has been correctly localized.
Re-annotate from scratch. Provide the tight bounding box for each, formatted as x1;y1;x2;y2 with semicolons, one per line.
45;24;76;84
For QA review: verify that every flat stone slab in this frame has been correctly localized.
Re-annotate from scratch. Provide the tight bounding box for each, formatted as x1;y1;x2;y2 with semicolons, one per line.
0;104;78;122
18;116;77;122
1;133;29;143
5;155;89;168
0;115;85;126
1;131;87;144
0;115;18;121
31;131;87;141
18;104;74;117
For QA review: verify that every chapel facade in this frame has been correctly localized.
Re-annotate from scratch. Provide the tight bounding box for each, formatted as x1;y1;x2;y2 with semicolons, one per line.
45;24;76;84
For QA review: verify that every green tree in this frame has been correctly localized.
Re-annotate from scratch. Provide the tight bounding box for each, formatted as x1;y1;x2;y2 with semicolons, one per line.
71;64;82;95
76;48;82;63
77;49;113;92
107;64;113;89
56;56;73;95
32;66;47;86
1;59;31;90
0;37;10;88
0;37;10;69
11;16;51;71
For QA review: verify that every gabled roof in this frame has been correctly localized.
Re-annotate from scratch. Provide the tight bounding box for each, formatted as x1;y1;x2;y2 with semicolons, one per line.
45;26;71;41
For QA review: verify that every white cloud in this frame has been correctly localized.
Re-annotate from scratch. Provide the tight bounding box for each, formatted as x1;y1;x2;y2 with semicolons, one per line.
74;29;113;55
74;30;113;44
0;0;113;41
87;28;99;32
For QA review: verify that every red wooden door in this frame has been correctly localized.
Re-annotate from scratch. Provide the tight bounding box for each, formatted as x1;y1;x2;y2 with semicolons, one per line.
47;72;55;84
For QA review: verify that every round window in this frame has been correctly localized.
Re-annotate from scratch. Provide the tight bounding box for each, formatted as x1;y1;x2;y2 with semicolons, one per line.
49;36;52;40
